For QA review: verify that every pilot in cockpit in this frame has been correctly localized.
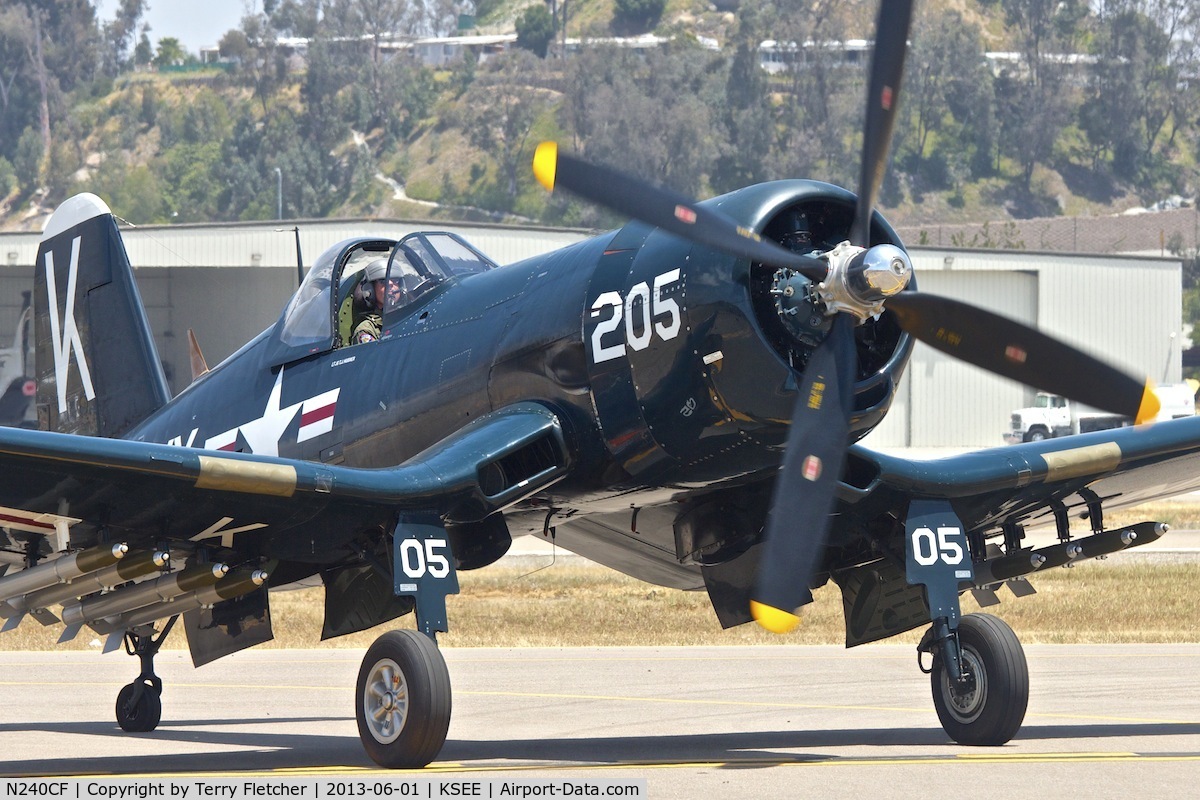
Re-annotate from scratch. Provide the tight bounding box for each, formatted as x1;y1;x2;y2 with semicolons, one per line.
351;253;424;344
351;257;390;344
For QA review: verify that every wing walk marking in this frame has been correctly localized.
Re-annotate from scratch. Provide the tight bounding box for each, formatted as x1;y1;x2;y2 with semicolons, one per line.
1042;441;1122;481
44;235;96;414
191;517;270;548
195;455;297;497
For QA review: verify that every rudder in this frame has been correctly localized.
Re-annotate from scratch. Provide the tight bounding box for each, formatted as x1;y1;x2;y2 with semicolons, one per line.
34;193;170;436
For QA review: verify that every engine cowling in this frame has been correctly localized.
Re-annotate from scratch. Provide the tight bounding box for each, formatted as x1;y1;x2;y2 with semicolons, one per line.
582;179;913;486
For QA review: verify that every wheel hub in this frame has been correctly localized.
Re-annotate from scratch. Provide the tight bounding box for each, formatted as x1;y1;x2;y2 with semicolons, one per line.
943;647;986;722
364;658;409;744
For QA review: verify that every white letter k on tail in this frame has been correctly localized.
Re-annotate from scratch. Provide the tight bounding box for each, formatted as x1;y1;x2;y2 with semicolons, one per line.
45;236;97;414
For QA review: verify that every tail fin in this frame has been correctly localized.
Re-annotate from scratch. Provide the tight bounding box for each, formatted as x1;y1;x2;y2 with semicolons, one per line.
34;193;170;436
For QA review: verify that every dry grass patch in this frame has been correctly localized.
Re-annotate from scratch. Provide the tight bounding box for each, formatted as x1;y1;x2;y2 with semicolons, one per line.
2;558;1197;652
1074;500;1200;532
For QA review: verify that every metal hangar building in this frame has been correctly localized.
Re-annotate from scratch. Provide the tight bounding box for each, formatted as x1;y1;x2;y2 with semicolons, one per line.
0;218;1182;449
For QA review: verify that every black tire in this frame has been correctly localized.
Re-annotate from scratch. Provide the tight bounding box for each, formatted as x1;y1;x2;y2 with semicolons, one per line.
356;630;452;769
1023;427;1048;442
115;681;162;733
931;613;1028;746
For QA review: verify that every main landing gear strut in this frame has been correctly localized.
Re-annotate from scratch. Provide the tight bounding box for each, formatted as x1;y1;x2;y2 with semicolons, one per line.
114;616;176;733
907;500;1029;745
355;514;459;768
919;613;1028;745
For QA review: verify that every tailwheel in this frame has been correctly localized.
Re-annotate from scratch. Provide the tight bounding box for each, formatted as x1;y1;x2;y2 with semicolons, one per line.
116;681;162;732
931;613;1028;745
115;620;173;733
356;629;452;768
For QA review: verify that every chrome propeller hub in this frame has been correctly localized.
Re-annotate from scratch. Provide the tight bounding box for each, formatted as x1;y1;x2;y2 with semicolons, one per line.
816;241;913;321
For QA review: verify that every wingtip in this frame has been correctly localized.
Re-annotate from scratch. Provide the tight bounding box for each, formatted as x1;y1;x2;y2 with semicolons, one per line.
750;600;801;634
1134;381;1161;425
533;141;558;191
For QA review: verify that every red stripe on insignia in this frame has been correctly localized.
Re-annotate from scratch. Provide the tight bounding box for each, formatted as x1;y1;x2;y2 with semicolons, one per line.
0;513;53;530
218;442;238;452
882;86;894;111
1005;345;1028;364
301;403;336;427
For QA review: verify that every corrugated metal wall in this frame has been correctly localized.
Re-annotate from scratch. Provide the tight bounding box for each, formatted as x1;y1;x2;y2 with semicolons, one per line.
861;249;1182;449
1;223;1182;446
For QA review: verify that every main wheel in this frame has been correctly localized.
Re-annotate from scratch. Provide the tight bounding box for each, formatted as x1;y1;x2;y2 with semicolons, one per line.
115;681;162;733
356;629;452;768
931;613;1028;745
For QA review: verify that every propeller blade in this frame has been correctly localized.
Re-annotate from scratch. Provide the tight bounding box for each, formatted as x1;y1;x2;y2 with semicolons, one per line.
533;142;828;281
851;0;915;246
887;291;1160;422
751;314;857;633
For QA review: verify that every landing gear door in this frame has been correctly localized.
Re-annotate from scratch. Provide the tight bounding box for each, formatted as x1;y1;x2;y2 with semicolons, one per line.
905;499;974;626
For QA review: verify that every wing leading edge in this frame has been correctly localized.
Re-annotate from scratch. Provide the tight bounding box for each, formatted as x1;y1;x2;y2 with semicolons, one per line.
0;402;570;660
851;416;1200;531
813;418;1200;648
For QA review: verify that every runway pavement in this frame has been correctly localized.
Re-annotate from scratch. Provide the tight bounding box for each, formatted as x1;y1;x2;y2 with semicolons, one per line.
1;644;1199;798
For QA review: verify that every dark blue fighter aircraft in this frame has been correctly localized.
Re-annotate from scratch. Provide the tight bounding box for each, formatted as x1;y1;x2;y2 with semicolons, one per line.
0;0;1195;769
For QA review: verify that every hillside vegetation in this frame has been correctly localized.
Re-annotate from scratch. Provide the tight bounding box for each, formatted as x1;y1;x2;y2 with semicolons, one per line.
0;0;1197;236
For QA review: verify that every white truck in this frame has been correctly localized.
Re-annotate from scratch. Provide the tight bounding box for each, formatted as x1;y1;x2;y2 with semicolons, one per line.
1004;384;1197;444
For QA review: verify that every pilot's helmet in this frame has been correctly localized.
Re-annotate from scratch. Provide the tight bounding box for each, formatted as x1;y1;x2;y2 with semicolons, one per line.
356;257;390;311
363;257;389;283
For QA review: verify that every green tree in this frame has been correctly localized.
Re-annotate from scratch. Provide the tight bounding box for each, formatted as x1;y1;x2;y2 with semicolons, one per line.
12;127;42;193
613;0;666;28
139;84;158;127
983;0;1086;191
1081;0;1196;187
326;0;421;130
711;4;772;193
0;156;14;196
562;44;724;204
115;166;167;223
133;26;152;67
515;5;555;59
101;0;147;75
463;51;554;205
898;8;995;192
153;36;186;68
768;4;863;189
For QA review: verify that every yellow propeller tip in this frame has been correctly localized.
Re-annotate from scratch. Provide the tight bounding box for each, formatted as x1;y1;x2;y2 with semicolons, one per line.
750;601;801;634
533;141;558;191
1134;381;1161;425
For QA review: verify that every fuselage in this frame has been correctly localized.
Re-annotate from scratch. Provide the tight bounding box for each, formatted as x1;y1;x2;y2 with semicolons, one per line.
127;180;913;580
